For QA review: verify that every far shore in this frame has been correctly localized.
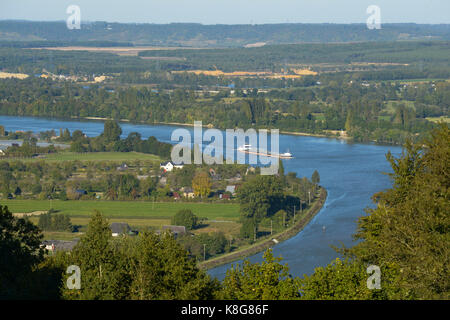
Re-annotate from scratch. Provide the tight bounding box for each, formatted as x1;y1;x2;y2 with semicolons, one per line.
73;116;350;141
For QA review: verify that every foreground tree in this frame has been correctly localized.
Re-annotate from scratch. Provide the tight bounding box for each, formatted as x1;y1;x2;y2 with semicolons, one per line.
300;124;450;299
62;210;126;300
0;205;45;299
61;210;218;300
220;249;301;300
127;232;219;299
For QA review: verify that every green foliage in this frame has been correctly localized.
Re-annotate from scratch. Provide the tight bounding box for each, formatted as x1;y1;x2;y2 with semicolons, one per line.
126;232;219;299
311;170;320;185
238;175;285;221
301;124;450;299
63;210;123;300
240;217;257;240
0;205;45;299
103;121;122;143
171;209;199;230
60;211;219;300
38;212;73;232
344;124;450;299
219;249;301;300
299;258;404;300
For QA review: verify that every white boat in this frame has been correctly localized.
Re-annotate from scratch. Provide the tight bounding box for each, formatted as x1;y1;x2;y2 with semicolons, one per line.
237;144;252;151
237;145;293;158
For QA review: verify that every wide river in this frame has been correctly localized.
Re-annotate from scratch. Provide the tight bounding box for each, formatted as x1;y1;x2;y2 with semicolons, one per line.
0;115;402;280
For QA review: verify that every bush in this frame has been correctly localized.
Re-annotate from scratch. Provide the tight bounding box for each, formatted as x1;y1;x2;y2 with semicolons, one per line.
171;209;199;230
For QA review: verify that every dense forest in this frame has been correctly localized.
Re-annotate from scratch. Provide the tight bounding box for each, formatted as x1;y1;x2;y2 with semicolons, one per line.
1;41;449;80
1;21;450;46
0;76;447;144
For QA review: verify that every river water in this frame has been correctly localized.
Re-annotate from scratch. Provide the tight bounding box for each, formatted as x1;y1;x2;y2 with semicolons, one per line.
0;115;403;279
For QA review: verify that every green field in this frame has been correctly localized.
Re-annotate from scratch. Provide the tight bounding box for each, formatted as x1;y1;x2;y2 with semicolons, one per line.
2;151;162;162
2;200;240;221
426;116;450;124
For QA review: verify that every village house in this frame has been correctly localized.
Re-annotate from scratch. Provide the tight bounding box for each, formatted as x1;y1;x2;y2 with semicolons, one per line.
225;185;237;196
116;163;129;171
181;187;195;198
41;239;79;252
160;161;184;172
156;225;187;239
110;222;136;237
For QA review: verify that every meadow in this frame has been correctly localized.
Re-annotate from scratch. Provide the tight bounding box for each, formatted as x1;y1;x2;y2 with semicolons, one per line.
3;199;240;220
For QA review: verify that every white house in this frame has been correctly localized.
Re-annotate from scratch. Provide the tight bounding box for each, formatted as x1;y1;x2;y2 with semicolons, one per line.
160;161;184;172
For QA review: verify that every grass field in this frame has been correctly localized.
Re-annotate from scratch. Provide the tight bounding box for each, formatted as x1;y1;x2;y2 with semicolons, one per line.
4;199;241;240
426;116;450;124
18;151;162;162
2;199;240;221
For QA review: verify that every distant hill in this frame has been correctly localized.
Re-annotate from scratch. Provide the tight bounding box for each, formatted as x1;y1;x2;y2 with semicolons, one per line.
0;20;449;47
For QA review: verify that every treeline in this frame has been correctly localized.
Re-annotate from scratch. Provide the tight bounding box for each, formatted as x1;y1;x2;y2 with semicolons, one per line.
61;121;172;158
0;158;162;201
1;139;58;158
38;210;73;232
2;21;450;46
139;41;450;74
1;41;450;82
1;126;448;299
237;166;319;239
1;77;448;144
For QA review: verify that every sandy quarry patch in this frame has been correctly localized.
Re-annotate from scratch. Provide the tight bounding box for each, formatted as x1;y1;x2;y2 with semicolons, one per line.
0;71;29;79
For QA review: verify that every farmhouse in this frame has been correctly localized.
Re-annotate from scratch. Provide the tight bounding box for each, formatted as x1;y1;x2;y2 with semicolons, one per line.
225;185;237;195
160;161;184;172
41;239;79;252
110;222;136;237
181;187;195;198
156;225;187;238
117;163;129;171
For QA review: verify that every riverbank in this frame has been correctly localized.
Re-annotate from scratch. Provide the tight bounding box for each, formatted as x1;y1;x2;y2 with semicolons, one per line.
198;187;327;270
70;116;345;140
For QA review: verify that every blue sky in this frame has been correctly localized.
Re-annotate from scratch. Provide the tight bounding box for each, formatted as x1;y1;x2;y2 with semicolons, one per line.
1;0;449;24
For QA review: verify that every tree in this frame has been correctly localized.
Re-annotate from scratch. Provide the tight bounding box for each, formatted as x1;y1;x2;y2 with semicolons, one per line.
103;121;122;143
192;171;211;198
127;231;219;299
311;170;320;185
239;217;257;240
63;210;124;300
171;209;199;230
70;141;86;153
299;258;402;300
301;124;450;299
346;124;450;299
238;175;285;221
0;205;45;298
220;249;301;300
